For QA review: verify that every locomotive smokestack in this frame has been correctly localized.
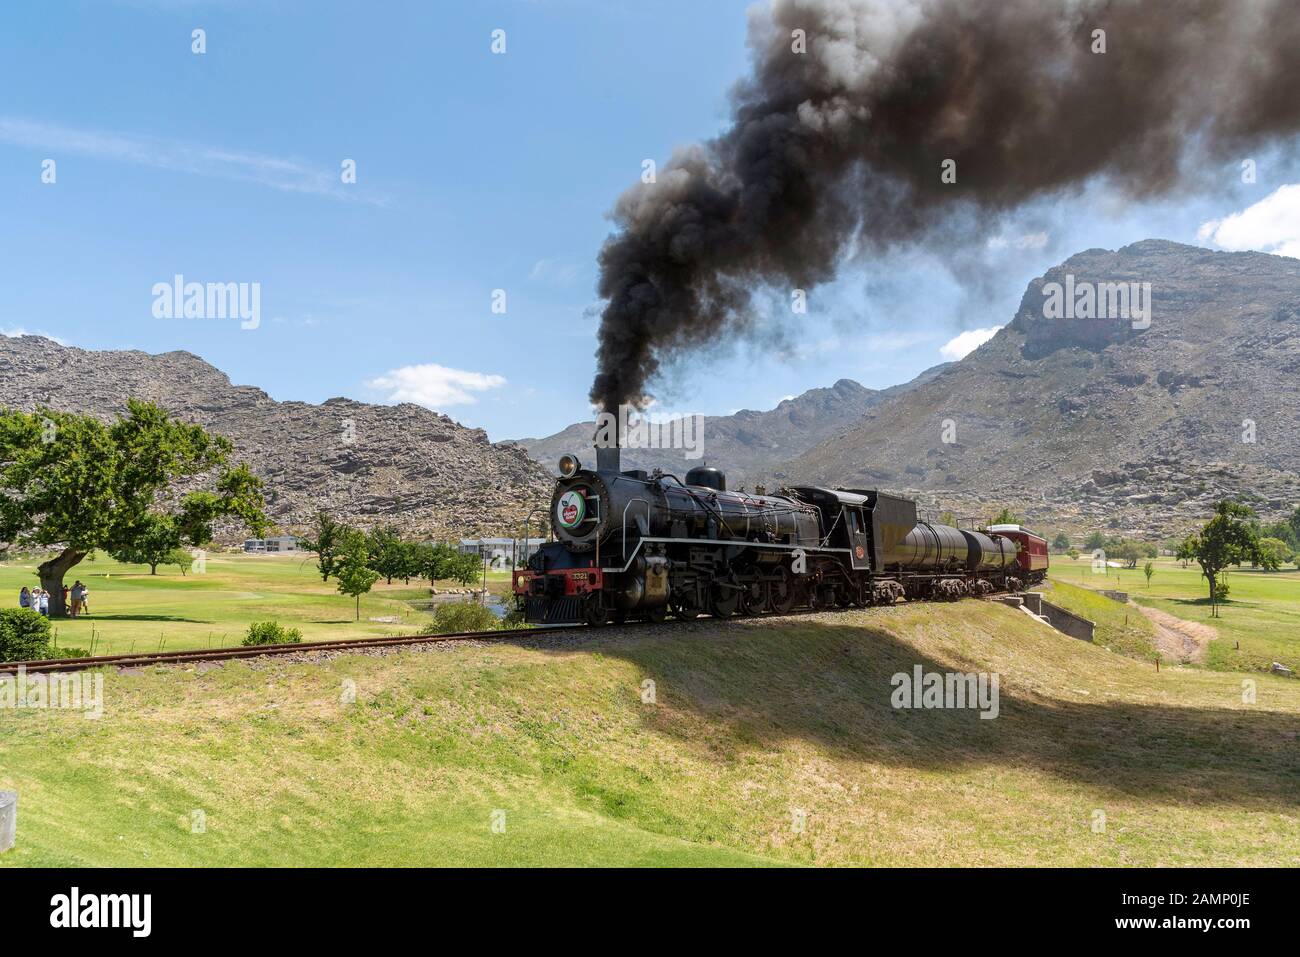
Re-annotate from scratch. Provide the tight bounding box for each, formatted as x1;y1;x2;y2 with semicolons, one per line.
594;407;620;473
589;0;1300;410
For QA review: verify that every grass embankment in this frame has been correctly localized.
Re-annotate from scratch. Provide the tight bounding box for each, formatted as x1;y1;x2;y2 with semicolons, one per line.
1042;579;1158;660
0;553;509;655
3;601;1297;866
1051;557;1300;673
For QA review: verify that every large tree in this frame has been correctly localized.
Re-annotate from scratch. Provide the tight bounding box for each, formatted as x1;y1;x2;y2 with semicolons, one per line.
1176;500;1264;617
0;401;266;615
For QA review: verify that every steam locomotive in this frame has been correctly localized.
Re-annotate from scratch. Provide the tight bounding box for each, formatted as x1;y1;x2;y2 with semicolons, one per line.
513;446;1048;625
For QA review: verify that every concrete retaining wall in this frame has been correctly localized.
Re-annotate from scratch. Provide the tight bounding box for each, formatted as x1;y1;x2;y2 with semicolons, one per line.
1099;590;1129;603
1037;599;1095;642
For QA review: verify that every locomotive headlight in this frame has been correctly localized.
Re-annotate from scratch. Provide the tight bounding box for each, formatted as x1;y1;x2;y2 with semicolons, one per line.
558;454;581;478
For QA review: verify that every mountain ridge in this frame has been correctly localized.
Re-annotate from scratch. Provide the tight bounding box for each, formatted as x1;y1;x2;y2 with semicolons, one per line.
515;364;951;486
783;239;1300;538
0;335;553;537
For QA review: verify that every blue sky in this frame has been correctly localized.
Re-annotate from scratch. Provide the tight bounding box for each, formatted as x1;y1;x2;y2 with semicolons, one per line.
2;0;1297;441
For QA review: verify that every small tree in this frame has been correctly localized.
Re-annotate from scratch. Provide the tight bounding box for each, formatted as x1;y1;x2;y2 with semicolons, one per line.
168;547;195;575
1084;530;1107;551
1112;540;1142;569
991;507;1019;525
1256;537;1292;571
335;532;379;621
1067;547;1079;560
449;550;484;587
298;510;352;582
1052;532;1070;552
1143;561;1154;588
365;523;408;585
413;542;459;585
1177;501;1264;617
109;513;182;574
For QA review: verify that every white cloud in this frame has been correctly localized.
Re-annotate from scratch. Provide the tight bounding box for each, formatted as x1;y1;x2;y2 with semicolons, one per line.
529;258;581;284
1198;184;1300;259
0;116;386;204
940;325;1002;361
2;327;67;345
987;231;1049;251
367;363;506;409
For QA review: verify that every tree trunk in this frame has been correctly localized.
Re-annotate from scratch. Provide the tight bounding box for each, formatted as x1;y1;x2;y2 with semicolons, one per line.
149;563;158;575
355;595;360;621
36;548;86;617
1206;571;1218;618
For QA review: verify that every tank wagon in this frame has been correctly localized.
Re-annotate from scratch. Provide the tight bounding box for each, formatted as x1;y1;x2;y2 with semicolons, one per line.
514;447;1047;625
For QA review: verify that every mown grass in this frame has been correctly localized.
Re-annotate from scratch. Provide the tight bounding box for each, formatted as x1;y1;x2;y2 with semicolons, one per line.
3;601;1297;867
0;553;511;656
1051;557;1300;673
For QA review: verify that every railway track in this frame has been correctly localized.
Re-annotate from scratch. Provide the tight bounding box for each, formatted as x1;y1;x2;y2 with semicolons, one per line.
0;625;578;676
0;590;1039;677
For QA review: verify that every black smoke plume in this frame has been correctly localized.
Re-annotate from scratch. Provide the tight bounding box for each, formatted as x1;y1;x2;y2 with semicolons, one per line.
591;0;1300;409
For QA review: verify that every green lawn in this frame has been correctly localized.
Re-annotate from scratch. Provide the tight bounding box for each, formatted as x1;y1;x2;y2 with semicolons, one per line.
1050;557;1300;674
2;601;1297;866
0;552;511;656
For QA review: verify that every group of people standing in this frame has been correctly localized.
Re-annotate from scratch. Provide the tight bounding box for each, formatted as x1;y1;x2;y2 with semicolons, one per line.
18;581;89;617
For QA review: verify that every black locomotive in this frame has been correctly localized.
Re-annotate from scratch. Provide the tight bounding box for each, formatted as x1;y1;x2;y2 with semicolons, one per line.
513;446;1048;625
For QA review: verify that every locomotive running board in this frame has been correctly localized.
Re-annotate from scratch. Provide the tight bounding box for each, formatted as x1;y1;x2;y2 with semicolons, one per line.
600;536;852;574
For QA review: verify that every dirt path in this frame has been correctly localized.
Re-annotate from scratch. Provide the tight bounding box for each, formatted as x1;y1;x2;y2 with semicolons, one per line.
1134;603;1217;663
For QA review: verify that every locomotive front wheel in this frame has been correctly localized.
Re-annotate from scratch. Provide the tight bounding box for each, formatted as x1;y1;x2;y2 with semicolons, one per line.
646;605;668;624
584;594;608;627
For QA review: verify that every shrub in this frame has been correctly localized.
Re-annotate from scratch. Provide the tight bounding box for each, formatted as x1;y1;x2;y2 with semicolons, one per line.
431;601;501;633
0;608;54;662
242;620;303;646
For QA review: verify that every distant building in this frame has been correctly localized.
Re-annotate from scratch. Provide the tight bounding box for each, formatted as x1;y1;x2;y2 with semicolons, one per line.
458;537;546;569
243;536;301;553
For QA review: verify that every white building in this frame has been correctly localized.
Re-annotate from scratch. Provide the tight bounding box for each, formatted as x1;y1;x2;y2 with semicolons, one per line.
458;537;546;569
243;536;301;553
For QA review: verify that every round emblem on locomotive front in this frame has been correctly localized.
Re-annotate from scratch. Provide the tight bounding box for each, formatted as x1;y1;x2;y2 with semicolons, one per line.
557;489;587;529
855;545;865;559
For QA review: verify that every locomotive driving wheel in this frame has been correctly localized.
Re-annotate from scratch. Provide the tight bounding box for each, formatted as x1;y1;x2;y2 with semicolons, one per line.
709;583;741;619
645;604;668;624
769;567;795;614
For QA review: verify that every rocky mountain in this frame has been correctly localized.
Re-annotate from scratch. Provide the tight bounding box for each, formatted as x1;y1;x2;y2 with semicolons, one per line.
515;366;949;488
784;240;1300;540
0;336;553;538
